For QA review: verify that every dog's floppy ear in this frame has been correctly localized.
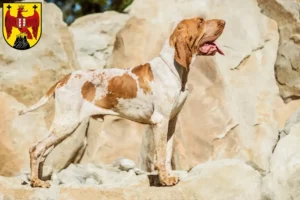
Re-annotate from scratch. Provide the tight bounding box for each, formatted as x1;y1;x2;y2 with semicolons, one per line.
169;25;192;70
171;18;183;31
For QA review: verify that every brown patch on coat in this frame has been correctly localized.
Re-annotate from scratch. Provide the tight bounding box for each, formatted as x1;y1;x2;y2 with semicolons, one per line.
95;73;137;109
81;81;96;102
131;63;154;94
46;73;71;97
74;74;82;79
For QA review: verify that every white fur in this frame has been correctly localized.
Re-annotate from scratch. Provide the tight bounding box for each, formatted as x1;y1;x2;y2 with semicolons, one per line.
21;28;200;188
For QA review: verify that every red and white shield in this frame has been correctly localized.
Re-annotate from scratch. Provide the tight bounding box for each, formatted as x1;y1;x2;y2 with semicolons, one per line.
16;18;26;28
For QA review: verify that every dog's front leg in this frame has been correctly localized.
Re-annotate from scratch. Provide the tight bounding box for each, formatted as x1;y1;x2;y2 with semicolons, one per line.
166;114;179;172
153;119;179;186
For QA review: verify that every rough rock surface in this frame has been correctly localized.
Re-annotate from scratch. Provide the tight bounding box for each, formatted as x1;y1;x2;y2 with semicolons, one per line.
257;0;300;100
107;17;173;69
263;110;300;200
113;158;136;171
2;0;300;199
54;163;147;187
79;117;148;165
70;11;130;69
0;2;83;176
208;0;281;172
107;0;282;172
0;92;48;176
0;159;262;200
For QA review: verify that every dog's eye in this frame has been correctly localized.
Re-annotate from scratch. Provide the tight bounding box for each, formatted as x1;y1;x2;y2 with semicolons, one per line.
197;18;204;27
198;18;204;22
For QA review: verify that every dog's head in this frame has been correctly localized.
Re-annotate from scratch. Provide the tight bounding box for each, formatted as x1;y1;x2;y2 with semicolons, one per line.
169;18;225;69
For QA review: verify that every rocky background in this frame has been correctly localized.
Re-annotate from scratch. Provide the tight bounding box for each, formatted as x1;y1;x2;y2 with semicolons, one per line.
0;0;300;199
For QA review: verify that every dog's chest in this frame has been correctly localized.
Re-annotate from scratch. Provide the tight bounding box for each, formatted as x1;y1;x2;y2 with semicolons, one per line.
170;88;189;118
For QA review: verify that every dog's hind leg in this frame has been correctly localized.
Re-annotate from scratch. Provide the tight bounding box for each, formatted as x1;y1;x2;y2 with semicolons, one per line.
29;91;83;188
29;120;80;188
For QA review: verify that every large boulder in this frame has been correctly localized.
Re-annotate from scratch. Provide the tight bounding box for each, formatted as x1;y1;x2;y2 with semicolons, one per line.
126;0;209;22
263;110;300;200
0;2;84;176
70;11;130;70
207;0;281;171
106;0;282;172
0;92;48;176
257;0;300;101
107;17;173;69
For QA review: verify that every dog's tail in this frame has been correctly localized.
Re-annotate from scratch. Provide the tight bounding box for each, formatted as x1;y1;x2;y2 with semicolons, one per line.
19;74;70;115
18;82;58;115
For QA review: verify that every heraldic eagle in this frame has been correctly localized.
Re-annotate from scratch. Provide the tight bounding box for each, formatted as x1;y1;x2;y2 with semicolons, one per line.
5;5;40;40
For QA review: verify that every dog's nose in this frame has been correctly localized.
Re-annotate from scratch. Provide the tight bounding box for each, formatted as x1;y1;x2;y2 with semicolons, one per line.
219;20;226;26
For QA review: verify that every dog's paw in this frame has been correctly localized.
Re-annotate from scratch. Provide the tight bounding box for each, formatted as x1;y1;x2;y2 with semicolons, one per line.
159;176;179;186
31;179;51;188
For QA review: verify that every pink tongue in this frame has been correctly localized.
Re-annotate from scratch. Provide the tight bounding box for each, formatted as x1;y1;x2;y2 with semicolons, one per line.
200;42;225;55
214;43;225;55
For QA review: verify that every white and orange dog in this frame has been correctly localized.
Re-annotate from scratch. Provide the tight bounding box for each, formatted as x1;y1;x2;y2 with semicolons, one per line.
20;17;225;188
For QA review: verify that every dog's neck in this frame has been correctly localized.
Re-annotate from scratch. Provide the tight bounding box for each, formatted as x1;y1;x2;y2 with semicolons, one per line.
159;41;194;91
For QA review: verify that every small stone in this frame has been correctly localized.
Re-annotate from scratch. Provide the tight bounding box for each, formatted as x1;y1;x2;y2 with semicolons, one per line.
132;167;147;175
51;173;61;185
85;177;99;185
113;158;136;171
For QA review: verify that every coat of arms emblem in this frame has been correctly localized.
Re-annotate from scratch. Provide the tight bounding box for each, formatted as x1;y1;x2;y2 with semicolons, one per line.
2;2;41;50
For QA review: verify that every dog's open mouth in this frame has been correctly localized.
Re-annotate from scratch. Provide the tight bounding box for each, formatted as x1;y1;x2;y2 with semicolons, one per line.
198;42;224;56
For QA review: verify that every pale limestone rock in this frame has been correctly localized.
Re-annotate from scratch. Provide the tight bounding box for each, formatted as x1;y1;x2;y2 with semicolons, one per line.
70;11;130;69
107;17;173;69
274;99;300;129
257;0;300;100
182;159;262;200
0;3;83;177
0;92;48;176
280;108;300;136
113;158;136;171
208;0;281;172
0;91;88;178
126;0;209;22
0;159;262;200
263;111;300;200
55;163;148;187
80;117;148;165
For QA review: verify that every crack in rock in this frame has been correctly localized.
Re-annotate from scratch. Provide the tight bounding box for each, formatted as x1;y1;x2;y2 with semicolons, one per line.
232;39;271;70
